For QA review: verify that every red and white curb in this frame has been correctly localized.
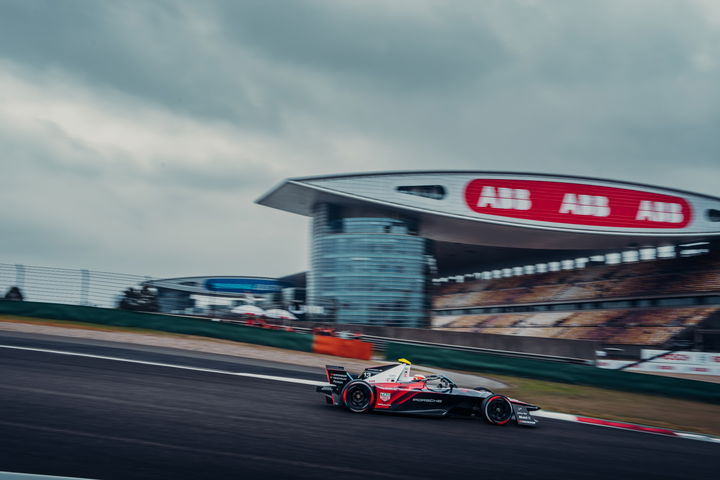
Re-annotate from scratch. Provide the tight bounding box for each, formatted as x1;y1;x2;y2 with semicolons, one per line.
534;411;720;444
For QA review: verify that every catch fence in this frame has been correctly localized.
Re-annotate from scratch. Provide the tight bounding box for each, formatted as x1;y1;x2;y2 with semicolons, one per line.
0;263;151;309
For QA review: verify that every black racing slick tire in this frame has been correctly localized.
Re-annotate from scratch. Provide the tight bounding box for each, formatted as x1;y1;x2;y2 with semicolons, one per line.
341;380;375;413
481;395;513;425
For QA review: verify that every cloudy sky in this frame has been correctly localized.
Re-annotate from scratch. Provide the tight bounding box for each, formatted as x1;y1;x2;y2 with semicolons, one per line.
2;0;719;279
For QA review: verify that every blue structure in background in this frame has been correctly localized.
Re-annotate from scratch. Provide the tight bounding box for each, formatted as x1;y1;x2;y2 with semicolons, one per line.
310;204;431;327
204;278;281;294
143;275;293;314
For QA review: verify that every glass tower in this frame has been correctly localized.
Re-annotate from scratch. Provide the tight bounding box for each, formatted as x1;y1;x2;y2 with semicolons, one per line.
308;203;432;327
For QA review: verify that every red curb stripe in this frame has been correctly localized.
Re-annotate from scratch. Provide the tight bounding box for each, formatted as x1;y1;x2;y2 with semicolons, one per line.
576;416;678;436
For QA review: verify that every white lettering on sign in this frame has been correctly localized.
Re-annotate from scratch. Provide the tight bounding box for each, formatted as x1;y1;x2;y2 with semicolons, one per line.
662;353;690;361
635;201;684;224
477;186;531;210
558;193;610;217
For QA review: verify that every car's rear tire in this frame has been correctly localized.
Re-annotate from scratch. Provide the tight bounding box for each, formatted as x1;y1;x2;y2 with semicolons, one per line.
481;395;513;425
342;380;375;413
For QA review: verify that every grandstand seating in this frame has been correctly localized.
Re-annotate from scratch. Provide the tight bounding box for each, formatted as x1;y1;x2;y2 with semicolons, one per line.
435;306;720;346
432;252;720;346
433;252;720;309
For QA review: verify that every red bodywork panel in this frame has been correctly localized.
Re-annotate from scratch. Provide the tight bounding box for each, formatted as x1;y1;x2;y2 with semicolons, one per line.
370;382;481;409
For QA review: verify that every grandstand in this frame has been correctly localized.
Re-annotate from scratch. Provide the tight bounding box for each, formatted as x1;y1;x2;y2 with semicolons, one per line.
433;250;720;350
259;170;720;358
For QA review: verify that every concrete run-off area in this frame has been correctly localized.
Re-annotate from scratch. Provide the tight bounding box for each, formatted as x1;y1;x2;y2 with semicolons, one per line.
0;317;506;390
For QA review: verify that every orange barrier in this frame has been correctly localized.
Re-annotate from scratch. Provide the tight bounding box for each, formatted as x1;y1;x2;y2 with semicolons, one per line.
312;335;373;360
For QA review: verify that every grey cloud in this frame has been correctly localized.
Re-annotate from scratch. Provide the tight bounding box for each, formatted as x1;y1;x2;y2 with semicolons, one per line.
150;159;277;193
0;114;275;193
4;0;717;138
213;0;509;92
0;215;96;260
0;1;282;127
1;0;719;277
0;0;511;126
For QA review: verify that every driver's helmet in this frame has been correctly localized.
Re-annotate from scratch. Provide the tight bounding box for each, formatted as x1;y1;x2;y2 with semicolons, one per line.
412;375;426;381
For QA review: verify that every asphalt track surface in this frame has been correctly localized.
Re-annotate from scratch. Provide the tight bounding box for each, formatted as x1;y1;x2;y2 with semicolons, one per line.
0;332;717;480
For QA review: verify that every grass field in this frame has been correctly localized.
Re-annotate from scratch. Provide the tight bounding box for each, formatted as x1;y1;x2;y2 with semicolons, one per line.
489;371;720;436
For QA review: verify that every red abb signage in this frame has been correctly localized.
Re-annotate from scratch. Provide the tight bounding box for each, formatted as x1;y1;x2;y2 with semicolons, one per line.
464;179;692;229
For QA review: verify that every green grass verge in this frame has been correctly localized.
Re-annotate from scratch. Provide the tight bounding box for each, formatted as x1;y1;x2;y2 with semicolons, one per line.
483;371;720;436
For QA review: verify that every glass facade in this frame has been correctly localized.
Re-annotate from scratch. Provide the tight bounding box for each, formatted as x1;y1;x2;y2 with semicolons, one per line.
308;203;432;327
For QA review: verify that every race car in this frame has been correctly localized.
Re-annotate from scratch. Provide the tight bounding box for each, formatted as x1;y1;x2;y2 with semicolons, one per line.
316;359;540;426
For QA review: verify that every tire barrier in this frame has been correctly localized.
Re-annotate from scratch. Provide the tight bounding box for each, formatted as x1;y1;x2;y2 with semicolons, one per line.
0;300;313;352
311;335;373;360
385;342;720;404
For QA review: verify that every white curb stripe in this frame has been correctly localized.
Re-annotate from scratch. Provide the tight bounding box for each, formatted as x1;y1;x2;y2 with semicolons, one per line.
675;432;720;443
533;411;577;422
0;344;327;387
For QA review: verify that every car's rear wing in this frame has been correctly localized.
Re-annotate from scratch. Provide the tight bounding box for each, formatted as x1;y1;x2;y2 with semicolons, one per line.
325;365;353;392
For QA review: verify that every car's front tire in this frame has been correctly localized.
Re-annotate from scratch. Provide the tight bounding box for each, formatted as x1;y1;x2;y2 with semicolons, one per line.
481;395;513;425
342;380;375;413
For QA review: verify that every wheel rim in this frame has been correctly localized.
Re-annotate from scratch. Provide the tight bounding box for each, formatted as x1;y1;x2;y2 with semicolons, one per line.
347;385;370;410
486;397;512;424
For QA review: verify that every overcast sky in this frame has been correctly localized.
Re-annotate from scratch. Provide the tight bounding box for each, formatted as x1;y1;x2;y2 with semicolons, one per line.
2;0;719;279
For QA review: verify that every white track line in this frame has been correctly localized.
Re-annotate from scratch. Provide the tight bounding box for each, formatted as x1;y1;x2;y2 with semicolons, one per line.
0;344;328;387
3;344;719;444
0;472;95;479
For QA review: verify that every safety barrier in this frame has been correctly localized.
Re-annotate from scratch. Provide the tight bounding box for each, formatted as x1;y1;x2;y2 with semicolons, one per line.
311;335;373;360
0;300;313;352
384;342;720;404
0;262;149;308
287;320;598;361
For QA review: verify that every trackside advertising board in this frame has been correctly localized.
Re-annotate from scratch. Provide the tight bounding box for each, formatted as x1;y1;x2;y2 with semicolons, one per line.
464;179;692;229
597;350;720;375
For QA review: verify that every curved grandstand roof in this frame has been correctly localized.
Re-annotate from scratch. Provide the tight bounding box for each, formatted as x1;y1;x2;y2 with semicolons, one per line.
257;171;720;275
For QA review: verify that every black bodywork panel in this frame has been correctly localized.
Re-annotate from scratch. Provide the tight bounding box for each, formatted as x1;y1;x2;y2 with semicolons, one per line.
317;365;539;425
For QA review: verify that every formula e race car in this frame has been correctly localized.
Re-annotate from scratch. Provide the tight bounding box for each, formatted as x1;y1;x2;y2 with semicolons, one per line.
316;359;540;426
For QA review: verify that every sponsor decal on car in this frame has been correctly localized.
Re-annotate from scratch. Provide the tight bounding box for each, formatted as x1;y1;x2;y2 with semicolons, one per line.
379;392;391;402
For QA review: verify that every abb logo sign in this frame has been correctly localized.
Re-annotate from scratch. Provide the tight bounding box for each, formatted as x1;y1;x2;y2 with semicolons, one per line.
559;194;610;217
464;179;692;229
636;201;684;224
476;187;531;210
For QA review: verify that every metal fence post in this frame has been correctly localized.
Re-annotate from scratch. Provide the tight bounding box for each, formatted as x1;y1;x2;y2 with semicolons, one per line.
81;269;90;306
15;264;25;289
